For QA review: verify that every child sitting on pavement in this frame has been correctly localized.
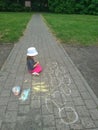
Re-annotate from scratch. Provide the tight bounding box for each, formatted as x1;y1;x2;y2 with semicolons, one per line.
27;47;42;76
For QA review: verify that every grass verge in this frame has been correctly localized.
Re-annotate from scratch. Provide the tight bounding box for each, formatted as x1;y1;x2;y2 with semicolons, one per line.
43;13;98;46
0;12;32;44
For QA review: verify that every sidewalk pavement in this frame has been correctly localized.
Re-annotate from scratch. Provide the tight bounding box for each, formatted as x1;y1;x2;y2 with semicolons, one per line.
0;13;98;130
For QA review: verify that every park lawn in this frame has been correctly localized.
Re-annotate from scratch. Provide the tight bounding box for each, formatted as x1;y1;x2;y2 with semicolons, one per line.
43;13;98;46
0;12;32;44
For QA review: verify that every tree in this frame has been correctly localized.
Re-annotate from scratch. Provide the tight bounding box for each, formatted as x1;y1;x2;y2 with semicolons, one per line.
0;0;98;14
48;0;75;13
88;0;98;14
31;0;48;11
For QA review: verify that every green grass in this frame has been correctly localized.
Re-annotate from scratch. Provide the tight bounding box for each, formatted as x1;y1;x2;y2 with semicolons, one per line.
0;12;32;44
43;13;98;46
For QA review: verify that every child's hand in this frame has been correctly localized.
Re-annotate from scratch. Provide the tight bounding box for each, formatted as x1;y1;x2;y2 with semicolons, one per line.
36;61;39;64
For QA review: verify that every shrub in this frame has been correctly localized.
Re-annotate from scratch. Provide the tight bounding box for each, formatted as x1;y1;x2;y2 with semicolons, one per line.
8;3;23;12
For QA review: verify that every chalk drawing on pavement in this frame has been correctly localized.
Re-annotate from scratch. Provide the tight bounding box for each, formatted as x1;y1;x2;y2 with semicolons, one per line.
31;61;78;125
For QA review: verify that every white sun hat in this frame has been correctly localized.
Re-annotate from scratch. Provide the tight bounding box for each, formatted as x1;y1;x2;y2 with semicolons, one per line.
27;47;38;56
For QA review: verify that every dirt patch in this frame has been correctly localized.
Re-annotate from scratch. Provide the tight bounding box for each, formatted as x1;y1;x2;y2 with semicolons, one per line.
0;44;14;69
63;44;98;98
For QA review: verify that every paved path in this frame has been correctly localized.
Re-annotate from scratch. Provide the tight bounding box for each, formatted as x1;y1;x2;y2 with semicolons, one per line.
0;14;98;130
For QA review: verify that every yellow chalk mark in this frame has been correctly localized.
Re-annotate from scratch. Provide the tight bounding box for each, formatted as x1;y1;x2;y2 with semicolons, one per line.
33;82;49;92
34;87;40;91
32;82;45;85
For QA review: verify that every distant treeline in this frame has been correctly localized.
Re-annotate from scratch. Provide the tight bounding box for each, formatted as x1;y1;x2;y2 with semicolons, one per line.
48;0;98;15
0;0;98;15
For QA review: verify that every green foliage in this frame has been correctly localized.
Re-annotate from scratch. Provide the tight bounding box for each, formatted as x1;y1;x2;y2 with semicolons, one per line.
0;0;8;11
8;3;24;12
88;0;98;15
32;0;48;11
74;0;98;14
0;0;98;14
48;0;75;14
48;0;98;15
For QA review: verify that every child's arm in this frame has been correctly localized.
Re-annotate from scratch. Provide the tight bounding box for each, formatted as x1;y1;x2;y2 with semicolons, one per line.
33;61;39;67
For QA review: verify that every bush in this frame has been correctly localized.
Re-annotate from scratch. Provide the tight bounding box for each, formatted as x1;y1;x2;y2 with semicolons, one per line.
24;7;31;12
48;0;75;14
0;1;8;11
8;3;24;12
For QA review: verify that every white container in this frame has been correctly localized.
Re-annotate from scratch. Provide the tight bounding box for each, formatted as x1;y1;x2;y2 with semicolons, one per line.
12;86;21;96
